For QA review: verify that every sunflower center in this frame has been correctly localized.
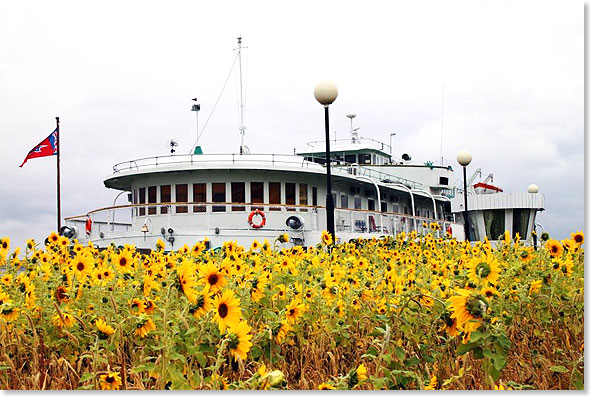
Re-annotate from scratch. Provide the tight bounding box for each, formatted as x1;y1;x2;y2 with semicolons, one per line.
208;274;219;286
218;302;228;318
106;376;115;383
574;235;583;243
475;262;491;278
119;258;127;266
76;262;85;271
467;297;486;317
520;251;529;259
289;308;295;316
1;242;7;249
551;246;558;253
228;333;239;350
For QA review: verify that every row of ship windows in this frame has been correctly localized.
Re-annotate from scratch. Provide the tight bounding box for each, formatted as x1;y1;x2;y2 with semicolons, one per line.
304;153;388;166
131;181;437;218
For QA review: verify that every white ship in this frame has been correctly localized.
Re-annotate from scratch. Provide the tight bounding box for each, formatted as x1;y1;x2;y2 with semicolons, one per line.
62;38;544;251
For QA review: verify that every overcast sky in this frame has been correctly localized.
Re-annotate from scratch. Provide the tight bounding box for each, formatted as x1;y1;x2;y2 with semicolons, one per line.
0;0;584;247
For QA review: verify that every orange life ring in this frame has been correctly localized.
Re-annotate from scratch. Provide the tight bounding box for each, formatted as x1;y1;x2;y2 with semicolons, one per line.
85;217;92;236
248;209;266;229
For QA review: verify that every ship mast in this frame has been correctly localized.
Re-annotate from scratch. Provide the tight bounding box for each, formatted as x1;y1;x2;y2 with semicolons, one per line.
236;36;247;154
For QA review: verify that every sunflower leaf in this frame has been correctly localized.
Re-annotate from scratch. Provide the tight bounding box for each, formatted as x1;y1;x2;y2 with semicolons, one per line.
79;372;95;383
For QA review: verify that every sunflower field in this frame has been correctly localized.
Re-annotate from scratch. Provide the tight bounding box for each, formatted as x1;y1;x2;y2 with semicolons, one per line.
0;229;584;390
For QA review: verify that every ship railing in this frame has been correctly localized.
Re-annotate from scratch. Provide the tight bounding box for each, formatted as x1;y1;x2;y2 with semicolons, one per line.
333;163;423;189
65;201;459;241
112;154;320;174
305;137;392;154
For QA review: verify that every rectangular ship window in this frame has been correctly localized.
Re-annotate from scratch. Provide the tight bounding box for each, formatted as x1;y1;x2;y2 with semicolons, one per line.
358;153;371;164
160;185;171;214
176;184;188;213
354;197;362;209
148;186;157;215
512;209;530;240
250;182;264;210
231;182;245;212
299;183;308;212
193;183;206;213
312;186;318;206
340;195;348;209
269;182;281;211
285;183;296;211
139;187;145;216
381;201;387;212
212;183;226;212
368;199;375;211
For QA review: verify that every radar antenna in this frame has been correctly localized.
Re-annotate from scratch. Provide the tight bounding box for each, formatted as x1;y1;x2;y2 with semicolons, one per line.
346;114;361;143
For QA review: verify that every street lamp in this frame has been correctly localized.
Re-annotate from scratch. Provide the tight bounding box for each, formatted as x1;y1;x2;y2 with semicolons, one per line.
457;150;472;241
314;81;338;242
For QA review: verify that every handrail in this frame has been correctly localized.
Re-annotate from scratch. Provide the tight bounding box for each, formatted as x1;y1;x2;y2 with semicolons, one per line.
304;137;392;154
112;153;314;174
64;201;460;226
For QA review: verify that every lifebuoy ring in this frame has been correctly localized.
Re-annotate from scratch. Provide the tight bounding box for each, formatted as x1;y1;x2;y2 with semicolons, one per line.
446;225;452;235
85;218;92;236
248;209;266;229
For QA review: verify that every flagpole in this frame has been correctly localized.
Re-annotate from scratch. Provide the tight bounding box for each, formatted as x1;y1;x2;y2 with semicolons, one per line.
56;116;61;231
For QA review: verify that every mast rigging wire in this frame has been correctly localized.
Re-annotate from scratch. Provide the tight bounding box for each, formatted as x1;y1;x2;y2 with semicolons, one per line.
189;52;240;154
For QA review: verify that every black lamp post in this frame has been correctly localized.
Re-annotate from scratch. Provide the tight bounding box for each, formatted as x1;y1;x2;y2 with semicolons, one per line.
314;81;338;242
457;150;472;241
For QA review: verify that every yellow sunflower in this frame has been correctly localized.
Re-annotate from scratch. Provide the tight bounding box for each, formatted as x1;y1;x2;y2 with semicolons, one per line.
571;231;584;245
189;291;213;319
129;298;145;315
99;371;122;390
199;262;227;294
529;279;543;295
176;258;198;303
0;237;9;261
272;320;292;344
250;240;261;251
356;363;367;381
447;289;485;333
545;239;563;258
70;253;93;281
212;289;242;333
134;315;156;338
481;286;499;300
96;318;116;338
440;311;460;337
52;312;75;329
518;248;534;263
284;298;306;324
318;383;336;390
1;301;18;322
467;255;501;285
112;250;135;273
321;230;333;245
227;320;254;360
142;298;157;315
47;232;60;245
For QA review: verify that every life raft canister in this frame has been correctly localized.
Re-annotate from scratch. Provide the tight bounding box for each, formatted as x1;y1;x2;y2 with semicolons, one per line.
248;209;266;229
85;217;92;236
